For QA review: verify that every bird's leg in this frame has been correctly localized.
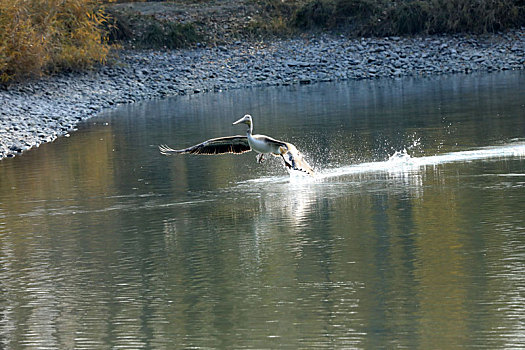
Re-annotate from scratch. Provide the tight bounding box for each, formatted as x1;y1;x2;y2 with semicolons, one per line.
280;148;297;170
256;153;265;163
281;155;292;169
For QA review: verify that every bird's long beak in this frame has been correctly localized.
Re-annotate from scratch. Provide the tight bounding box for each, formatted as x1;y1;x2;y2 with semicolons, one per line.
233;115;249;125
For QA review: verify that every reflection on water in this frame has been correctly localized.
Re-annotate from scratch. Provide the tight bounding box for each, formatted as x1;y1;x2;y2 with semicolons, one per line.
1;71;525;349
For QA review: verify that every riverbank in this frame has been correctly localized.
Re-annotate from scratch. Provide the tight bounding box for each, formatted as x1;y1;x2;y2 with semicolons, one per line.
1;29;524;160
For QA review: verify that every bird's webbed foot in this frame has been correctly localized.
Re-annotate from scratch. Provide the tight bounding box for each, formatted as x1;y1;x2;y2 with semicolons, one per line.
256;153;265;163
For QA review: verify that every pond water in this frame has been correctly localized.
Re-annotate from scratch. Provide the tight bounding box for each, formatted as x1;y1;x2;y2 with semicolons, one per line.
1;71;525;349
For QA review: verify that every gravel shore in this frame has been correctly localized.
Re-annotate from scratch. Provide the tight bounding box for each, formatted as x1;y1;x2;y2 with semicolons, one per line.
1;30;524;160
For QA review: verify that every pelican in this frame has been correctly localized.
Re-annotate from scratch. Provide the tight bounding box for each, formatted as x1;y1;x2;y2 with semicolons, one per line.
159;114;315;175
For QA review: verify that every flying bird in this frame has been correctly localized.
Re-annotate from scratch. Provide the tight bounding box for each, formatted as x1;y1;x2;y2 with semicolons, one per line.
159;114;315;175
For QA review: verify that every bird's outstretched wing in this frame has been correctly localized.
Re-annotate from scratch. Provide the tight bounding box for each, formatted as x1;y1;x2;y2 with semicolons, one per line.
281;142;315;176
159;136;251;155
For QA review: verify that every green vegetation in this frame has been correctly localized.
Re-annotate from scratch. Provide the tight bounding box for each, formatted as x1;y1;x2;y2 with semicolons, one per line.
242;0;298;37
240;0;525;39
292;0;525;35
0;0;112;83
106;9;202;49
141;21;200;49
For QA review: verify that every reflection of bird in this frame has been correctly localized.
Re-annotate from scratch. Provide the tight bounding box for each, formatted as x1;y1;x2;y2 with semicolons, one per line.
159;114;315;175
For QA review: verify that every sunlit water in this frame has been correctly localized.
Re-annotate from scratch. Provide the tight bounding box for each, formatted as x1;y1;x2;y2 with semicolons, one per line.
1;71;524;349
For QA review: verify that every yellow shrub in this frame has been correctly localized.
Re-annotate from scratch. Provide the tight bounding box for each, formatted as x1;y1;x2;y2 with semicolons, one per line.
0;0;111;83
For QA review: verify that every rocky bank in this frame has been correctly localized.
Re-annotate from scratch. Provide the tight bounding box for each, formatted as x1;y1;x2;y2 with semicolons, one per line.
1;30;524;160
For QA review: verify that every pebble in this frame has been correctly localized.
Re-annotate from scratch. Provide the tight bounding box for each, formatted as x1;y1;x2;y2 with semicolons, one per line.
1;30;524;160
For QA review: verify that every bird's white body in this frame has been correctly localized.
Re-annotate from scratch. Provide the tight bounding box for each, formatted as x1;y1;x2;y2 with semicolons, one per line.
248;134;284;155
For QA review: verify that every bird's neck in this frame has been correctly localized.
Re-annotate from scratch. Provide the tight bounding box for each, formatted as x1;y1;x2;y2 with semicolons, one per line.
246;124;253;135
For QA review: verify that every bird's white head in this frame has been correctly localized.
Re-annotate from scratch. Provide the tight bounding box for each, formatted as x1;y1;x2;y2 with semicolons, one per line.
233;114;252;127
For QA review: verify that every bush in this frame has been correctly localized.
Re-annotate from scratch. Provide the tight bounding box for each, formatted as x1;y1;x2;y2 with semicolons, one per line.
105;8;202;49
292;0;525;36
293;0;387;34
424;0;524;34
388;1;429;35
293;0;335;29
140;20;200;49
0;0;111;83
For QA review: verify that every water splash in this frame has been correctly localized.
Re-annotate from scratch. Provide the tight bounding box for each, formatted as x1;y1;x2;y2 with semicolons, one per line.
242;141;525;184
318;141;525;180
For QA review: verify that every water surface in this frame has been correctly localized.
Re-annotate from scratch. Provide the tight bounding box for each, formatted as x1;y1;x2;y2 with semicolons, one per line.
1;71;525;349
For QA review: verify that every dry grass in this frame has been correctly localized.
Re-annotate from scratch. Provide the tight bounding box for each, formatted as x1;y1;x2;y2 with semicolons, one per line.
0;0;112;83
2;0;523;83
